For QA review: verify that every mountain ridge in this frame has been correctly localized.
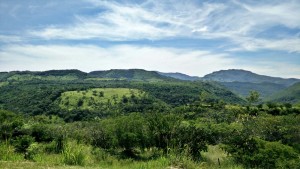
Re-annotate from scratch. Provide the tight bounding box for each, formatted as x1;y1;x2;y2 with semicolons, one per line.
202;69;299;87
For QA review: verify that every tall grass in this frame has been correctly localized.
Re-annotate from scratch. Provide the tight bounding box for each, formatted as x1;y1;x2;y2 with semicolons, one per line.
0;141;23;161
1;142;245;169
201;145;244;169
62;141;91;166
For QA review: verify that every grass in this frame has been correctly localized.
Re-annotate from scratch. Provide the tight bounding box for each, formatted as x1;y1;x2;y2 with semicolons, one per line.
200;145;243;169
1;141;244;169
59;88;144;110
0;157;170;169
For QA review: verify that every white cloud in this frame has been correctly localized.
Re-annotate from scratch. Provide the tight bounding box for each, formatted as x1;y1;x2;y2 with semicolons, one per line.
227;37;300;53
0;44;233;76
29;1;224;40
0;35;23;43
27;0;300;53
0;44;299;78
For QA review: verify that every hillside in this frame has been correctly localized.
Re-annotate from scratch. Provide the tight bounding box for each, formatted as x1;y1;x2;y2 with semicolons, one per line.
0;69;244;117
266;82;300;103
202;69;299;87
0;69;87;82
157;72;201;81
221;82;286;99
89;69;173;82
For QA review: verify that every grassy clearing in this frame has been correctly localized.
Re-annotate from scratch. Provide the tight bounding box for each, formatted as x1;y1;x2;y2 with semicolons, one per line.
200;145;243;169
59;88;144;110
0;82;9;87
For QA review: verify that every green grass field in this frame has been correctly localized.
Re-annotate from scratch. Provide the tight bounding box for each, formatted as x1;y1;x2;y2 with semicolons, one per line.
59;88;144;110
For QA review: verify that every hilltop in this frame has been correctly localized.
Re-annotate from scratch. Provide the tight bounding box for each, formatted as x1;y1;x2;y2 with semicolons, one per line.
202;69;299;86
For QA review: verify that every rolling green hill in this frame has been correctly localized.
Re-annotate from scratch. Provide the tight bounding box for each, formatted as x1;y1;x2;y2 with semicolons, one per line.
157;72;201;81
202;69;299;87
220;82;286;99
59;88;143;111
0;69;245;117
266;82;300;103
89;69;174;82
0;69;87;82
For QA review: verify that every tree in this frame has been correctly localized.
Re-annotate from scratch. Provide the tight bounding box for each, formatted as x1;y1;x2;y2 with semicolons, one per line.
246;90;260;105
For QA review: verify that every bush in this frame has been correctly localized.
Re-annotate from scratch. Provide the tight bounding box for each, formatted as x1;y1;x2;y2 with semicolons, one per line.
62;141;90;166
25;142;40;161
253;139;299;169
13;135;34;153
224;136;299;169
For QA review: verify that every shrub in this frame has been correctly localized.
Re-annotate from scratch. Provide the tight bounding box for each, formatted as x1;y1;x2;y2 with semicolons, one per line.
13;135;34;153
224;136;299;169
62;141;90;166
25;142;40;161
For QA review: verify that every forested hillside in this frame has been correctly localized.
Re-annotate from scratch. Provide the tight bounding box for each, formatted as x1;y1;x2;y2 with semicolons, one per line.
266;82;300;103
202;69;300;86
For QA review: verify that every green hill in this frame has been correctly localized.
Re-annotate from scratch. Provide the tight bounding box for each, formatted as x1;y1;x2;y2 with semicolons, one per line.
221;82;286;99
157;72;201;81
89;69;174;82
35;69;87;78
0;69;244;117
203;69;299;87
0;69;87;82
266;82;300;103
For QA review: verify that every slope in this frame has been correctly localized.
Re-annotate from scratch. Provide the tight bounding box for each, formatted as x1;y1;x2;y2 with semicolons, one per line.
89;69;174;82
157;72;201;81
220;82;286;99
266;82;300;103
202;69;299;87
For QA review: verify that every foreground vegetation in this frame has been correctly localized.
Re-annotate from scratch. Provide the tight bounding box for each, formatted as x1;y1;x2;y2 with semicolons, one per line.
0;70;299;168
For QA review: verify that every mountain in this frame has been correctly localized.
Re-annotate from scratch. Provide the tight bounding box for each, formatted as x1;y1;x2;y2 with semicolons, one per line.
202;69;299;87
89;69;174;81
266;82;300;103
201;69;300;100
157;72;201;81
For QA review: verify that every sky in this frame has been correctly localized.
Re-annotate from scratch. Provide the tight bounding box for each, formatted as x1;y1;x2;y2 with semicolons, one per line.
0;0;300;78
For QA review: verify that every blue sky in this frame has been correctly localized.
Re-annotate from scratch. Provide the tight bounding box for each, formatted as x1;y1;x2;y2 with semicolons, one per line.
0;0;299;78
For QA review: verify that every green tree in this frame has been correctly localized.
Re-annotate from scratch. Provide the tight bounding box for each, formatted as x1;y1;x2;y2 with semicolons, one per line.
246;90;260;105
114;113;150;157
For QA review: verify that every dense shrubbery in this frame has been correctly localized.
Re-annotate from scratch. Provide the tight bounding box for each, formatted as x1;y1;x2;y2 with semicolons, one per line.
1;102;299;168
